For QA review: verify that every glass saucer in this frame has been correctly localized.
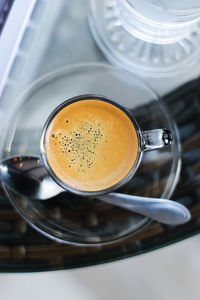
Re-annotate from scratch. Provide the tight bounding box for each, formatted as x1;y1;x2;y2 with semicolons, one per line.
0;63;181;246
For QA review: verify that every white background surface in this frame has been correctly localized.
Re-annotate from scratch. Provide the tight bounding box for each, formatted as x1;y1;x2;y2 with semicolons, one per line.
0;235;200;300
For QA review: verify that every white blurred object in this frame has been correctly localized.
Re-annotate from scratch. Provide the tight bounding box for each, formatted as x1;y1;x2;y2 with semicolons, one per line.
0;0;64;108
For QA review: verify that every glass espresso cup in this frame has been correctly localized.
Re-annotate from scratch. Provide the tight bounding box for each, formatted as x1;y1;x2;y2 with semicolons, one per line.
40;94;172;196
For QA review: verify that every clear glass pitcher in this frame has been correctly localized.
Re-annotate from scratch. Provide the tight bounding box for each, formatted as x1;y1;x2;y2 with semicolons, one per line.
89;0;200;77
118;0;200;43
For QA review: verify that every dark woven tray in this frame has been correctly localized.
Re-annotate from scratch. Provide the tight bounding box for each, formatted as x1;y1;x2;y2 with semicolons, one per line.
0;78;200;272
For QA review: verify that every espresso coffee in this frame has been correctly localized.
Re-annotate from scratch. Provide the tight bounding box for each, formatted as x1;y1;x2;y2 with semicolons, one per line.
44;99;138;192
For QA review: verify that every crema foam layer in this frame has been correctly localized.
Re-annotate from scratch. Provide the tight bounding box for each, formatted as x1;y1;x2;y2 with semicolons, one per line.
45;99;138;192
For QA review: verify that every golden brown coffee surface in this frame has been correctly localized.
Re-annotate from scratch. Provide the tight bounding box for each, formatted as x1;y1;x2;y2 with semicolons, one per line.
44;99;138;192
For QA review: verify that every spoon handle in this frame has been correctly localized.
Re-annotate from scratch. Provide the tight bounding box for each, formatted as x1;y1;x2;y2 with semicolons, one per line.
97;192;191;225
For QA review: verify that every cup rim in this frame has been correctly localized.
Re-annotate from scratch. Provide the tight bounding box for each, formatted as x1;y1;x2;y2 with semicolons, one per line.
40;94;144;196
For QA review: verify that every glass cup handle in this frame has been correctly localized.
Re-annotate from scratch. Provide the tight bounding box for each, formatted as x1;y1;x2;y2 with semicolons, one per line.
142;129;172;152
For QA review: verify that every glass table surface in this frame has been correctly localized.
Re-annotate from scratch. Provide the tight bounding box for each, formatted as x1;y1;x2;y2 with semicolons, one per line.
0;0;200;272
